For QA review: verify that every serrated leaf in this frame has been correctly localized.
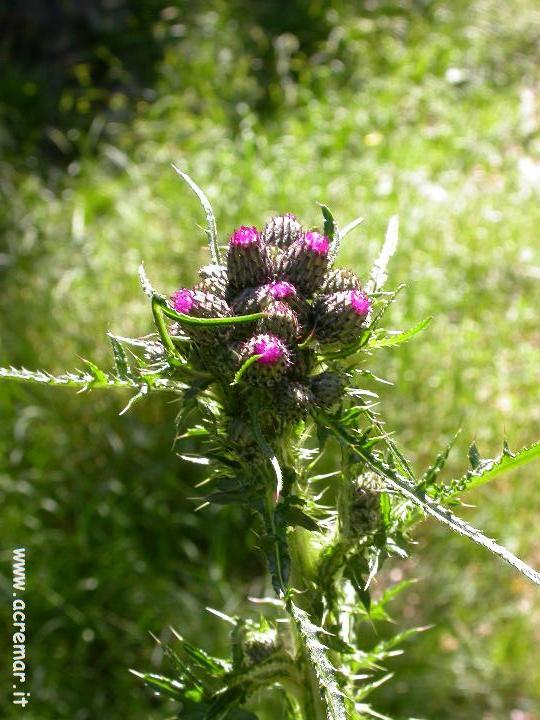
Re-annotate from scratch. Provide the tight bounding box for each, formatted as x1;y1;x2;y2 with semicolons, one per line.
323;417;540;587
107;332;131;379
367;317;432;349
366;216;399;294
444;440;540;497
354;673;393;702
339;216;364;241
130;670;185;700
417;430;460;491
171;164;220;264
138;262;164;300
0;365;131;390
170;629;230;676
287;601;347;720
317;203;340;263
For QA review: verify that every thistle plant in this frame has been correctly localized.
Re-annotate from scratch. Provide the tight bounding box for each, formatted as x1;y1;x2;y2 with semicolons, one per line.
2;167;540;720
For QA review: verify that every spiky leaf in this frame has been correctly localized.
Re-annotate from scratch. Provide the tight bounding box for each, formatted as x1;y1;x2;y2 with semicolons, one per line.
287;601;346;720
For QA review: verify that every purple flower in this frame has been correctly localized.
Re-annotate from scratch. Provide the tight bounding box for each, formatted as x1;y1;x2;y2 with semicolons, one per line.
303;231;330;256
229;226;260;247
314;290;372;345
252;334;288;365
171;289;195;314
349;290;371;317
238;333;291;385
227;226;271;295
267;281;296;300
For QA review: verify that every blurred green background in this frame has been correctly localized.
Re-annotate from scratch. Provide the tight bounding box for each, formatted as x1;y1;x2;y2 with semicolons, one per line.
1;1;539;718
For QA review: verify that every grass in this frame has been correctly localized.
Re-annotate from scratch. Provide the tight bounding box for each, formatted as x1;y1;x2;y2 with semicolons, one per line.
1;1;540;718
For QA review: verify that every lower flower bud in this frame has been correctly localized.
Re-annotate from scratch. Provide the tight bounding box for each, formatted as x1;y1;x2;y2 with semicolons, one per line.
239;333;291;385
310;371;346;408
257;300;301;342
350;474;382;535
275;380;314;422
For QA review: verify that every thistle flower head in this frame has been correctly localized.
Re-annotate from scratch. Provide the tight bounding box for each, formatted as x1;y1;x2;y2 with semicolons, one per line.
277;232;331;297
251;334;288;365
349;289;371;317
171;288;195;314
229;226;260;247
227;226;271;295
172;288;230;318
314;289;371;344
198;264;228;297
322;268;361;294
303;230;330;256
267;280;296;300
261;214;303;249
257;300;300;341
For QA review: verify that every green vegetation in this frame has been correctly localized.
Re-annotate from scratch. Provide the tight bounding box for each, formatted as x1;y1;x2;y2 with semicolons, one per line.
1;1;539;718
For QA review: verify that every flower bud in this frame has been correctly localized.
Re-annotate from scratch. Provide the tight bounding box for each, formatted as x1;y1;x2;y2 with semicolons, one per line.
257;300;301;342
232;281;299;317
275;380;314;423
261;214;303;249
197;264;228;297
239;333;291;385
171;288;230;319
226;417;260;462
171;288;231;344
193;342;238;377
231;286;261;315
243;625;280;665
310;371;346;408
226;226;271;296
277;231;330;296
321;268;361;294
232;619;280;670
314;289;371;345
266;280;297;301
350;474;382;535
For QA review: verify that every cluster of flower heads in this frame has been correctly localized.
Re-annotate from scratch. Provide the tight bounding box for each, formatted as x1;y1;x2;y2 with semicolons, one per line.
170;214;371;433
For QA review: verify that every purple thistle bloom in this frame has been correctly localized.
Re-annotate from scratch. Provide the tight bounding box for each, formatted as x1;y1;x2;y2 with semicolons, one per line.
349;289;371;317
229;226;260;247
314;289;372;345
276;230;331;296
267;281;296;300
171;289;195;314
303;231;330;256
227;226;271;295
252;335;287;365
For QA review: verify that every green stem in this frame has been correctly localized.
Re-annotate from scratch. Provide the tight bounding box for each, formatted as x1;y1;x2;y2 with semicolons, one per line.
151;296;183;361
160;302;265;326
